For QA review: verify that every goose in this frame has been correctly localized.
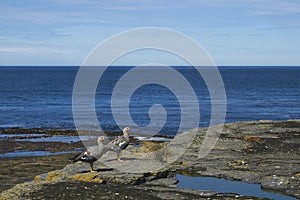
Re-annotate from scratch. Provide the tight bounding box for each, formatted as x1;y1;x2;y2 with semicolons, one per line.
107;127;130;162
70;136;106;172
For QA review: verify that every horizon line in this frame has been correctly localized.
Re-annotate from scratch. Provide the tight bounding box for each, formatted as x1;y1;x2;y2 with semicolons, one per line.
0;65;300;67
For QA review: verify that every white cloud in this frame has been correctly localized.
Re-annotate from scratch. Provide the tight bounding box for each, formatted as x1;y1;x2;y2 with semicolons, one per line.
0;46;72;55
0;47;32;54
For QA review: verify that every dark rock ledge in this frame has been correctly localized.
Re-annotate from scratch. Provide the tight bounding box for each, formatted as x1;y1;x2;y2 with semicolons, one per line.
0;120;299;200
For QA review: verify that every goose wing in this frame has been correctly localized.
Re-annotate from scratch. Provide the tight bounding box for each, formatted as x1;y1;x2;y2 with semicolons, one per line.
113;135;129;150
70;151;97;163
106;136;128;151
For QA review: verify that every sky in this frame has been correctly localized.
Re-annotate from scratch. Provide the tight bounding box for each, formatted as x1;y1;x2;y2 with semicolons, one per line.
0;0;300;66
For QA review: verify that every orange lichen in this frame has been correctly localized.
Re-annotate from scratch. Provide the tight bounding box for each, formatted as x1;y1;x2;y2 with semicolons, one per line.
34;175;40;183
69;173;105;184
45;172;63;182
244;136;260;143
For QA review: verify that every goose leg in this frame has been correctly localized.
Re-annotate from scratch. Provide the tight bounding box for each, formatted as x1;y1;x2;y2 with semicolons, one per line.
89;163;96;172
117;151;124;162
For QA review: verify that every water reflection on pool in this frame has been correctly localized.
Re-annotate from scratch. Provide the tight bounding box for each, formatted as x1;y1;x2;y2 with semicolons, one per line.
176;174;296;200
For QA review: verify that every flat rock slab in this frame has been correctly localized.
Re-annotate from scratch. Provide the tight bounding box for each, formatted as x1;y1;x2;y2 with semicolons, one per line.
0;120;299;199
172;120;300;199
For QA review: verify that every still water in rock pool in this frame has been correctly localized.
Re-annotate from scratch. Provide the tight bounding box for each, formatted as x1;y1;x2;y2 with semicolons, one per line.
176;175;296;200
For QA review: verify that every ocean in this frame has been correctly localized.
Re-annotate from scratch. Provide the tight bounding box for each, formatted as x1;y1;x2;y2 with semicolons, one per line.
0;66;299;135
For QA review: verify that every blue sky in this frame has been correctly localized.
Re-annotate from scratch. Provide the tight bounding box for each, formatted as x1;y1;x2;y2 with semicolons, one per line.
0;0;300;66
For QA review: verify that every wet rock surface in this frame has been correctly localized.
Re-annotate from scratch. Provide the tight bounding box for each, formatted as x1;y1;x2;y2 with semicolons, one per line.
0;120;299;199
0;154;71;192
0;129;82;155
0;166;268;200
16;181;270;200
172;120;300;199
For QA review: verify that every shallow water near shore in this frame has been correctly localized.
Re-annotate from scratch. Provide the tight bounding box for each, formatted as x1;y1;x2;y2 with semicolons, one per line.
0;149;80;157
177;175;296;200
0;134;98;143
0;131;173;157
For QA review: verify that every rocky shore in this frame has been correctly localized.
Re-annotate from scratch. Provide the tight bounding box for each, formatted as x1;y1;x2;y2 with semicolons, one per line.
0;120;299;199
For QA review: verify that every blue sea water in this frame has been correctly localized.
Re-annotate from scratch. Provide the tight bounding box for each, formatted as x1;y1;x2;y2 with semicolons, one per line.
0;66;299;135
